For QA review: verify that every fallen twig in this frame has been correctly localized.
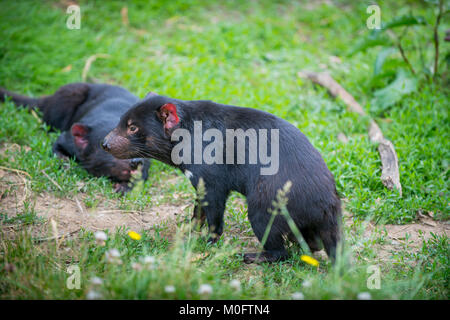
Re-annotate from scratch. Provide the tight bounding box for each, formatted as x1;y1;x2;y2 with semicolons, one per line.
95;209;144;214
121;7;129;27
81;53;110;82
298;71;402;196
74;196;86;216
0;165;31;203
41;170;63;192
0;166;31;178
33;228;80;243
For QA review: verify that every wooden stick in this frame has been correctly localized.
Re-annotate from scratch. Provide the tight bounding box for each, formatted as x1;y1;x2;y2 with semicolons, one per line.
121;7;129;27
0;165;31;203
41;170;63;191
81;54;110;82
0;165;31;178
298;71;402;196
33;229;80;243
298;71;367;116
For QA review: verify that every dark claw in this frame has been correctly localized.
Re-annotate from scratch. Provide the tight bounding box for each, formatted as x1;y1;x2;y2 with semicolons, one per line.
101;140;110;152
130;158;144;170
113;182;132;194
207;236;220;245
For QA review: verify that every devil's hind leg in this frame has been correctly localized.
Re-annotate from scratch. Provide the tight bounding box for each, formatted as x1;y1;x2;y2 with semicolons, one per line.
244;205;289;263
318;210;341;262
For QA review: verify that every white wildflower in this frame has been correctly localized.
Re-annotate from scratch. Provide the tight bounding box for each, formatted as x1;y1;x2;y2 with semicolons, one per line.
142;255;156;264
165;285;176;293
291;292;305;300
141;255;156;269
132;262;143;271
105;248;122;264
86;290;103;300
229;279;241;291
302;279;312;288
198;284;213;296
89;276;103;286
357;292;372;300
94;231;107;246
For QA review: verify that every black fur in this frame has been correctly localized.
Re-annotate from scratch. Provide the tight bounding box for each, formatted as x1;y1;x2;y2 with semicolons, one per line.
0;83;150;192
103;94;341;262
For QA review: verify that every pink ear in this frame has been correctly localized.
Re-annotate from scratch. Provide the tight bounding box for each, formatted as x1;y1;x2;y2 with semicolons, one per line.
159;103;179;131
71;123;90;150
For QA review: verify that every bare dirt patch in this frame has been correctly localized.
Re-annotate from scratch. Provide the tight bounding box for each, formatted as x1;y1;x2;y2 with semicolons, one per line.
1;161;448;263
0;168;188;240
344;211;450;262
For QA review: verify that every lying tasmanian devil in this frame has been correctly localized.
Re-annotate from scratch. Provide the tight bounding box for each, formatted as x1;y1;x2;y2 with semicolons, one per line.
102;94;341;263
0;83;150;193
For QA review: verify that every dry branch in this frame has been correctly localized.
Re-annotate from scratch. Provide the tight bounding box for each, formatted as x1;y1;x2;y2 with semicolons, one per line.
121;7;129;27
33;229;80;243
81;53;110;82
0;165;31;203
297;71;366;116
41;170;63;191
298;71;402;196
0;165;31;178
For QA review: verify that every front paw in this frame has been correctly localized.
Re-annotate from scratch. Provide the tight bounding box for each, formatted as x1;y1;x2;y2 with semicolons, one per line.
191;217;206;231
207;233;221;245
113;182;131;194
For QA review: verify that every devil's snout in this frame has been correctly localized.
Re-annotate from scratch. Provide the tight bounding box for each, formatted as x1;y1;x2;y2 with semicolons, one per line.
102;131;115;152
100;129;131;159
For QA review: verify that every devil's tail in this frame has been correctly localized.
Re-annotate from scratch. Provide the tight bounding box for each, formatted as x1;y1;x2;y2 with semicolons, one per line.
0;83;90;131
0;87;44;110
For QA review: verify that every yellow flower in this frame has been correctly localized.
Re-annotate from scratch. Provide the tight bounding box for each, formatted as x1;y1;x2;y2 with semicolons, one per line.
128;230;141;241
300;255;319;267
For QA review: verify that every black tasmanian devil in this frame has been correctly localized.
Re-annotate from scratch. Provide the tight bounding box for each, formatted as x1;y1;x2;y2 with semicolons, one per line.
0;83;150;192
102;94;341;263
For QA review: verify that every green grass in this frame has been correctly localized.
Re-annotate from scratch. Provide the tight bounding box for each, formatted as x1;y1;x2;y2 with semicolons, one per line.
1;224;448;299
0;0;448;299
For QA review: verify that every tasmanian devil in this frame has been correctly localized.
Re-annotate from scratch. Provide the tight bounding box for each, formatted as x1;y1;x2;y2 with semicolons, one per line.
0;83;150;193
102;94;341;263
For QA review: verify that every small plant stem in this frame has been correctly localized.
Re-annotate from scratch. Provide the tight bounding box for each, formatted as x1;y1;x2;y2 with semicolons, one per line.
433;0;444;80
387;29;416;75
397;41;416;75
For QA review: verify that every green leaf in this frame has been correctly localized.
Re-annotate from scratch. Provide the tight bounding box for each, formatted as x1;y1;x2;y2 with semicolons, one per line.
424;0;440;5
371;69;418;112
349;16;426;56
374;47;397;75
348;31;391;56
383;15;427;30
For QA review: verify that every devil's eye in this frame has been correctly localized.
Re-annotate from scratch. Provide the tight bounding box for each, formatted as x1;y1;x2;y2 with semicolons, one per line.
129;125;138;133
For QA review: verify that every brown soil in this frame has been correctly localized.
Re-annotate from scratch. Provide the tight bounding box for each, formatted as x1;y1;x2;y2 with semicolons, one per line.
344;210;450;262
0;167;188;240
1;164;449;261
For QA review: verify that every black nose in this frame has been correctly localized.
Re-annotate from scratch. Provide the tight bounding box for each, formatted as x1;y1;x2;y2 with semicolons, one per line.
130;158;143;170
101;140;110;152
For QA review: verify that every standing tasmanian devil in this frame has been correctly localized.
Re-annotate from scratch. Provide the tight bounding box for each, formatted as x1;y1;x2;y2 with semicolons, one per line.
0;83;150;193
102;94;341;263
